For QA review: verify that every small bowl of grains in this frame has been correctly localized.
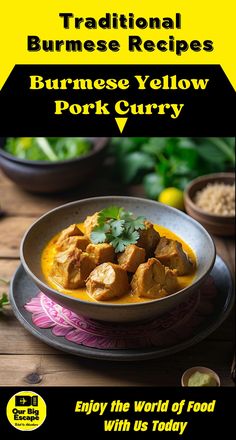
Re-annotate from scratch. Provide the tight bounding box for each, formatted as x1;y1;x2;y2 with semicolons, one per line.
184;173;235;236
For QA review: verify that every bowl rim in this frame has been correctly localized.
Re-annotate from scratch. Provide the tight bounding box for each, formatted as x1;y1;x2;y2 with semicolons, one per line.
0;137;109;167
184;172;235;220
20;195;216;309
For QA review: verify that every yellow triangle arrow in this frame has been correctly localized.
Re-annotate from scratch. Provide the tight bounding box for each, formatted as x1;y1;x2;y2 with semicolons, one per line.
115;117;128;134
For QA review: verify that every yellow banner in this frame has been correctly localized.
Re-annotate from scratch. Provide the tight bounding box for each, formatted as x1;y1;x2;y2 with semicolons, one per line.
0;0;235;90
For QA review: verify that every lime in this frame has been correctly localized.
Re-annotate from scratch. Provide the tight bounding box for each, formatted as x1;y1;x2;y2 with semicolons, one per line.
158;187;185;210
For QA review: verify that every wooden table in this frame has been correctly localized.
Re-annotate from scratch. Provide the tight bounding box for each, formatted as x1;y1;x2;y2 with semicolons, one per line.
0;170;235;387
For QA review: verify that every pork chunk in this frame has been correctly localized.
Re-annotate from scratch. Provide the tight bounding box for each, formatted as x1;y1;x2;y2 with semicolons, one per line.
117;245;146;273
56;224;83;246
131;258;178;299
154;237;193;275
52;246;96;289
84;212;99;237
86;263;130;301
57;235;90;252
86;243;115;265
137;221;160;256
164;267;179;293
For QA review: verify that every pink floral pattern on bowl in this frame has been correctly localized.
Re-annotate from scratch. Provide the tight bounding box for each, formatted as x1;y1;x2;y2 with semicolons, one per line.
24;277;217;350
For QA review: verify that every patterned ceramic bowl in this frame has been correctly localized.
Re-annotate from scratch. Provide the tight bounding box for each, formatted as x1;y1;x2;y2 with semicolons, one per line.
20;196;216;322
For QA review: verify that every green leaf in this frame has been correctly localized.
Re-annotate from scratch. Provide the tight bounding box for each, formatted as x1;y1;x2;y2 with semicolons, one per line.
140;137;167;157
207;137;235;164
109;219;125;237
168;157;193;176
164;138;180;155
193;138;235;165
0;293;10;310
172;176;190;190
197;142;228;164
52;137;91;160
156;160;170;176
35;138;58;161
119;152;155;184
143;173;164;199
98;206;122;223
110;237;126;253
90;224;109;244
177;149;198;169
221;137;235;149
131;216;146;231
119;209;134;221
111;230;140;253
128;230;140;242
176;138;197;149
109;138;142;157
125;216;146;233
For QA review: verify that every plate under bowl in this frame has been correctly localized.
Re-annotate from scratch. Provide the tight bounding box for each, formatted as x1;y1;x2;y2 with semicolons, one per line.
10;256;234;361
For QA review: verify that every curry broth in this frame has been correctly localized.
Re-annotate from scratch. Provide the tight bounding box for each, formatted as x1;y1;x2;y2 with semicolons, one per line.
41;223;197;304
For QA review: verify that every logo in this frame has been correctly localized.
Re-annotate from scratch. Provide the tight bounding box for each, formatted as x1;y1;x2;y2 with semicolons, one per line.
6;391;46;431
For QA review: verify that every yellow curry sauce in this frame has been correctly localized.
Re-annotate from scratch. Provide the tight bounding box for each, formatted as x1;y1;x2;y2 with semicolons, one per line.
41;223;197;304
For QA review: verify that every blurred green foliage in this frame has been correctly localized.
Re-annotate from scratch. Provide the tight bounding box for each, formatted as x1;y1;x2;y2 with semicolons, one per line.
110;137;235;199
5;137;92;161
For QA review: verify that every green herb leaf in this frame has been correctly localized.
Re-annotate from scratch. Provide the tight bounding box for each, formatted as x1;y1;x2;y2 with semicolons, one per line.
109;219;125;237
0;293;10;310
90;224;109;244
119;209;133;221
110;237;126;253
98;206;123;224
111;230;140;253
125;216;146;233
133;216;146;230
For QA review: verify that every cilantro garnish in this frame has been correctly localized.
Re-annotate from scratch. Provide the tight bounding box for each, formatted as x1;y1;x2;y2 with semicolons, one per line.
90;224;110;244
90;206;146;253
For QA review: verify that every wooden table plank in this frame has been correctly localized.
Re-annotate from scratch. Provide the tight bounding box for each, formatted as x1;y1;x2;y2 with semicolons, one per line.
0;259;19;281
0;169;140;217
0;316;57;355
0;259;19;299
214;236;235;274
0;340;234;387
0;217;37;258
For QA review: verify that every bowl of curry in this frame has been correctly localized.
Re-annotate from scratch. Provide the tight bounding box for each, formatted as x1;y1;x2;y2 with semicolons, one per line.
20;196;216;322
